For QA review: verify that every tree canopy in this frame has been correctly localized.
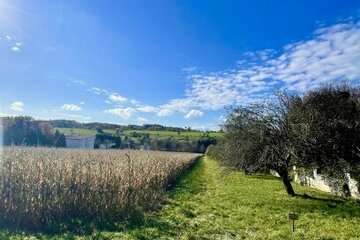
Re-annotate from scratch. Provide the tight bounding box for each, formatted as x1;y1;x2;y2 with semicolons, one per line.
208;83;360;196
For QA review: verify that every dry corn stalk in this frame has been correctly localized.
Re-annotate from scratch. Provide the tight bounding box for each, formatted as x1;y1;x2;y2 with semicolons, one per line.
0;147;201;230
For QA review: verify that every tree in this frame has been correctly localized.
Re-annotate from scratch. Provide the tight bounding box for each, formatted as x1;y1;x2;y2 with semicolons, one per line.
39;122;54;146
210;92;300;196
2;116;54;146
54;130;66;147
291;84;360;189
96;127;104;134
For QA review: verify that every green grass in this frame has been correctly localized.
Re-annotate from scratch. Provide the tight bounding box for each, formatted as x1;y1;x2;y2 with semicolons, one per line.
55;128;222;138
122;130;222;138
1;157;359;239
54;128;98;135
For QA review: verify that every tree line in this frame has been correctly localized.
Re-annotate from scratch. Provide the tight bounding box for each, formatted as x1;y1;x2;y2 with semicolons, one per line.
1;117;66;147
207;83;360;196
48;120;203;133
0;117;216;153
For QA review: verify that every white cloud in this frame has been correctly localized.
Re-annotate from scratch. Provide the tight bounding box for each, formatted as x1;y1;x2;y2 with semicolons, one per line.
74;80;86;86
137;105;158;113
104;107;135;119
11;42;22;52
192;124;220;131
157;98;194;117
184;109;203;119
108;94;127;103
157;19;360;115
89;87;108;95
182;66;197;73
137;117;148;122
130;99;141;105
79;101;85;105
272;21;360;91
157;108;173;117
10;101;24;111
61;104;82;111
218;115;226;122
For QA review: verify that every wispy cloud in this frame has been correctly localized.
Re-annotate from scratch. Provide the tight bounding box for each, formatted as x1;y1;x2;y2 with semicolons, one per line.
61;18;360;123
157;98;193;117
10;101;24;111
184;109;203;119
108;93;127;103
104;107;135;119
89;87;108;95
10;42;22;52
136;105;159;113
182;66;197;73
73;80;86;86
137;117;148;122
156;19;360;117
61;104;82;111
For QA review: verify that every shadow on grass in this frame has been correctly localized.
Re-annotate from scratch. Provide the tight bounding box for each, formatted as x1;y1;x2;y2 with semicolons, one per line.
287;192;360;220
248;174;281;181
296;193;346;203
0;216;125;238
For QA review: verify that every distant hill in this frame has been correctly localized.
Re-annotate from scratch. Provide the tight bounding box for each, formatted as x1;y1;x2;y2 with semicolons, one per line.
47;119;220;134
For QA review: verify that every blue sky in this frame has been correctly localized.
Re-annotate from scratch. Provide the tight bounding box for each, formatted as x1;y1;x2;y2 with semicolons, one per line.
0;1;359;130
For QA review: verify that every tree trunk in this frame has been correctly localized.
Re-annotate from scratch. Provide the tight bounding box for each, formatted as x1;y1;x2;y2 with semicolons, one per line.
277;169;296;197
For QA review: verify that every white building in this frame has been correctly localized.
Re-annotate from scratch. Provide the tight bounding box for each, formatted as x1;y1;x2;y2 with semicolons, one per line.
65;134;95;149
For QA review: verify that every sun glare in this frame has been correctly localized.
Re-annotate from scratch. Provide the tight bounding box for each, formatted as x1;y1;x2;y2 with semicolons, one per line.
0;0;22;32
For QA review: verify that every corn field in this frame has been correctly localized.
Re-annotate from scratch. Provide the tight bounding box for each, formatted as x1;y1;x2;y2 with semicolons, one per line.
0;147;200;230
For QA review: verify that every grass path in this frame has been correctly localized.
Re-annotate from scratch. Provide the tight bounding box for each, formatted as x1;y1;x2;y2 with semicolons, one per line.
109;157;360;239
2;157;359;239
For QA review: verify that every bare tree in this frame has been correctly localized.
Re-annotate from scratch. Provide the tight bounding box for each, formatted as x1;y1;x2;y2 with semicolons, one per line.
210;92;301;196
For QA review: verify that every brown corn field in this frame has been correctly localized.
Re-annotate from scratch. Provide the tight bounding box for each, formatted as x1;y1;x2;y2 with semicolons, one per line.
0;147;201;230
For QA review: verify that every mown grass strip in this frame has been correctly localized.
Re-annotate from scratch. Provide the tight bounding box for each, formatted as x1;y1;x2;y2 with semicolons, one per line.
118;157;360;240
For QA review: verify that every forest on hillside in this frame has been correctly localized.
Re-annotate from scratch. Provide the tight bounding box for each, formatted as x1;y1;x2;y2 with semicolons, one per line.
0;117;218;153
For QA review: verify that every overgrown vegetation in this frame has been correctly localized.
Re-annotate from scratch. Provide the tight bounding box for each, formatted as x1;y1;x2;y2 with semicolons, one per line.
0;147;200;231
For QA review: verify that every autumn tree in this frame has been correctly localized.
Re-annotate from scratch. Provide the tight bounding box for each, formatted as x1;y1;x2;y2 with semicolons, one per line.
211;92;301;196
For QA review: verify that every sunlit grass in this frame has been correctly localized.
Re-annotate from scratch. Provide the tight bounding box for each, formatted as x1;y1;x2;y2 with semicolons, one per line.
111;157;360;240
55;127;222;138
54;128;98;135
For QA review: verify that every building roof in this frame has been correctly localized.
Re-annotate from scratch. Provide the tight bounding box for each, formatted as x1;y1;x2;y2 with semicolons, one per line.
65;134;95;140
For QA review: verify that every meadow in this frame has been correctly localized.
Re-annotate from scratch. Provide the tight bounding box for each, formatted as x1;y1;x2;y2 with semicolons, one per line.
54;127;222;138
1;157;358;239
0;147;200;232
